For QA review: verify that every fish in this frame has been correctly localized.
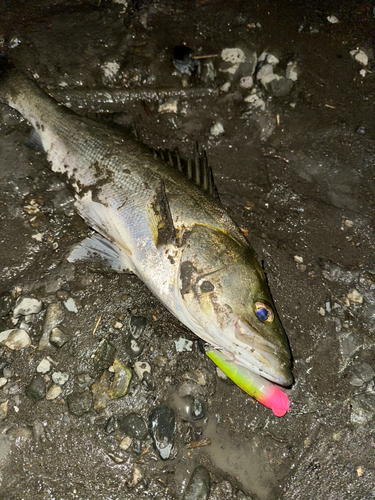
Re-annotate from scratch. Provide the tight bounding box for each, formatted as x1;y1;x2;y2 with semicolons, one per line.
0;59;293;414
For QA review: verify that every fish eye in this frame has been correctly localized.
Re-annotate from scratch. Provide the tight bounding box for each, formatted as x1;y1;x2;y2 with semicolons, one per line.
254;301;274;322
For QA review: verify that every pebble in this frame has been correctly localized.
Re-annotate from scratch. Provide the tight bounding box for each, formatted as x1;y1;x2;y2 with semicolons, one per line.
175;338;193;352
210;122;224;137
183;465;211;500
220;48;246;74
50;327;70;348
347;289;363;304
264;75;293;96
25;374;46;400
119;436;132;451
13;297;42;319
125;337;144;358
104;416;118;434
349;363;375;387
158;98;178;114
350;49;368;66
0;378;7;388
286;61;299;81
91;371;111;411
133;464;143;485
0;329;31;350
149;406;175;460
129;315;147;339
142;371;155;391
322;262;359;284
110;360;132;399
46;384;62;400
239;76;253;89
52;371;69;386
179;395;206;421
0;400;8;419
118;413;148;440
39;303;65;350
93;339;116;372
350;401;373;425
183;369;207;386
327;15;339;24
63;298;78;313
67;388;92;416
134;361;151;380
294;255;303;264
37;359;51;374
243;93;266;111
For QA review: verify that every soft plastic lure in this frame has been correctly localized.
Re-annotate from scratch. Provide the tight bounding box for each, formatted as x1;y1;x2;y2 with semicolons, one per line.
206;348;290;417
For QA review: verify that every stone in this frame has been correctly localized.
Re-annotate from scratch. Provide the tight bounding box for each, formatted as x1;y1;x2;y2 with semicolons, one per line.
13;297;42;318
183;465;211;500
134;361;151;380
63;297;78;313
91;371;111;411
25;374;46;400
46;384;62;400
149;406;175;460
118;413;148;440
93;339;116;372
39;303;65;350
125;337;144;358
129;315;147;339
67;388;92;416
36;359;51;374
109;360;132;399
50;327;70;348
0;329;31;350
52;371;69;386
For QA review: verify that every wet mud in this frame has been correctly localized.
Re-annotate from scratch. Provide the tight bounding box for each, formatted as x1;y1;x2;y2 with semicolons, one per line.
0;1;374;499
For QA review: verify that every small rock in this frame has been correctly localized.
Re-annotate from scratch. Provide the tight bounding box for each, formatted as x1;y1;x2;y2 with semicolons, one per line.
0;329;31;350
178;395;206;421
265;75;293;96
67;388;92;416
143;372;155;391
134;361;151;380
129;315;147;339
149;405;175;460
0;378;7;388
46;384;62;400
183;370;207;386
133;464;143;485
220;47;246;74
286;61;299;81
13;297;42;318
0;400;8;419
350;401;373;425
327;15;339;24
239;76;253;89
104;416;118;434
39;303;65;350
158;98;178;114
119;436;132;450
175;338;193;352
91;371;111;411
350;49;368;66
63;298;78;313
319;307;325;317
210;121;224;137
347;289;363;304
349;363;375;387
118;413;148;440
37;359;51;374
25;374;46;400
50;327;70;348
183;465;211;500
93;339;116;372
355;125;366;136
110;359;132;399
52;371;69;386
125;337;144;358
294;255;303;264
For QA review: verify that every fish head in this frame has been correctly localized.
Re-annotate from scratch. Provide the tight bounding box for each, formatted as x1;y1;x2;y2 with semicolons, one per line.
178;224;293;387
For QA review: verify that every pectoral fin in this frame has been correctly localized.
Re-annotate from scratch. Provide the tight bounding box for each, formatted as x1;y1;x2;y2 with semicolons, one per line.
68;233;135;274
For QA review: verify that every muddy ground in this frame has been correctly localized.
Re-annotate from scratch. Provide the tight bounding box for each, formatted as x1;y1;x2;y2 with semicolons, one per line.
0;1;374;499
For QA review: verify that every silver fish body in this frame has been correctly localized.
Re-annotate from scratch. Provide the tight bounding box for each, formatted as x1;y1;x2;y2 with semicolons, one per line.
0;65;293;387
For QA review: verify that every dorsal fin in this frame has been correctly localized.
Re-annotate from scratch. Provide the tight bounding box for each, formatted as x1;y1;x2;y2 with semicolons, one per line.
151;143;220;202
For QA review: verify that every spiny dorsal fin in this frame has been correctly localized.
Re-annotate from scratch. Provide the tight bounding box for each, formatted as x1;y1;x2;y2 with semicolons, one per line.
151;143;220;202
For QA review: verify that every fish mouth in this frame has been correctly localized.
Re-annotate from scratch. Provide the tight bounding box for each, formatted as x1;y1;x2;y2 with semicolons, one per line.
234;317;293;387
